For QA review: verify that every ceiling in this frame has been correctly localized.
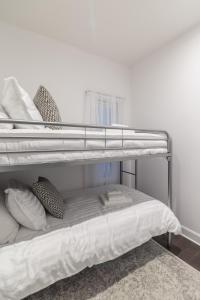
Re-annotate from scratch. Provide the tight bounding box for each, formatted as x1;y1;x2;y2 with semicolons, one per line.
0;0;200;66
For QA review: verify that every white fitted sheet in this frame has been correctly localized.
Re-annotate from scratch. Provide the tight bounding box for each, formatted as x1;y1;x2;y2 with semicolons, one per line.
0;184;181;299
0;128;168;166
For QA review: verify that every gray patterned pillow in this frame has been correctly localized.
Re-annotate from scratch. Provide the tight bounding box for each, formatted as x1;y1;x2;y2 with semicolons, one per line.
32;177;64;219
33;86;62;129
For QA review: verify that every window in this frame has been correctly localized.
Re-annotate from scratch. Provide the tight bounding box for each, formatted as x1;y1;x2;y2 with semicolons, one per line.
83;90;124;186
84;91;124;126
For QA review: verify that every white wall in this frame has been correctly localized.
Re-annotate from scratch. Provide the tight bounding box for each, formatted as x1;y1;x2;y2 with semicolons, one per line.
0;21;132;191
2;19;199;242
131;25;200;244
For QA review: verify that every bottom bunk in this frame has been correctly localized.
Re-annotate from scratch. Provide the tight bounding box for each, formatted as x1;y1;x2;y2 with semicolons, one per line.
0;184;181;300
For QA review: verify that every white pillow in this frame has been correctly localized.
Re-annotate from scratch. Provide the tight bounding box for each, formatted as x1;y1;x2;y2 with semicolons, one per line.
0;191;19;245
2;77;43;129
5;180;47;230
0;105;13;129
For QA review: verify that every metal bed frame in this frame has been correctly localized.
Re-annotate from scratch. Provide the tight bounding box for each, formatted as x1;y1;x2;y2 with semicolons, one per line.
0;118;172;247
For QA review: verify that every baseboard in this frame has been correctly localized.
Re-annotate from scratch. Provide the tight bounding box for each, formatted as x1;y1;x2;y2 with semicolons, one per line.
181;225;200;246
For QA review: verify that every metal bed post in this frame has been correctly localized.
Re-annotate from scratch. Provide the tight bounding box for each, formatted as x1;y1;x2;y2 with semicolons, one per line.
167;132;172;249
135;160;138;189
120;161;123;184
167;155;172;248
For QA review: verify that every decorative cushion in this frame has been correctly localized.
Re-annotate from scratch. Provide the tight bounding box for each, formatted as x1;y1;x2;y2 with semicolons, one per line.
33;86;62;129
0;191;19;245
0;105;13;129
5;180;47;230
1;77;43;129
32;177;64;218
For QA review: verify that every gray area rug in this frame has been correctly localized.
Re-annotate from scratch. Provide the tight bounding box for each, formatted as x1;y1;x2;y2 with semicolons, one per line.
26;240;200;300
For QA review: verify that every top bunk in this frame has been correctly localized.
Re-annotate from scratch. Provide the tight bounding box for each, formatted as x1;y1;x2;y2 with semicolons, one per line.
0;119;171;171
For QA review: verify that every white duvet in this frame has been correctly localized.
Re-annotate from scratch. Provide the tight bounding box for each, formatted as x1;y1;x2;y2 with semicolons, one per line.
0;184;181;300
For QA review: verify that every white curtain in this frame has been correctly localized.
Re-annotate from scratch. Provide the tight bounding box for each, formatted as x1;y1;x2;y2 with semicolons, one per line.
83;91;124;187
84;91;123;126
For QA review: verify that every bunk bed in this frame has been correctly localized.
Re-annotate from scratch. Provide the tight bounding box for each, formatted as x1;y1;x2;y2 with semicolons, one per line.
0;119;181;300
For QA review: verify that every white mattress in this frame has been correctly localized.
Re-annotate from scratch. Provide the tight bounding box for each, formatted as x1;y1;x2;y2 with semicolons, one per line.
0;184;181;299
0;128;167;139
0;128;168;166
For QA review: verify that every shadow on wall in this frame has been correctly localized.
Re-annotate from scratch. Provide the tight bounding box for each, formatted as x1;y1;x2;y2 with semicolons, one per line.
0;163;123;193
137;158;168;206
0;165;85;193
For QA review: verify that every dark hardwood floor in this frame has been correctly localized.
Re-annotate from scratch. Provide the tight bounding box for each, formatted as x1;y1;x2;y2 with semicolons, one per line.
154;234;200;271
